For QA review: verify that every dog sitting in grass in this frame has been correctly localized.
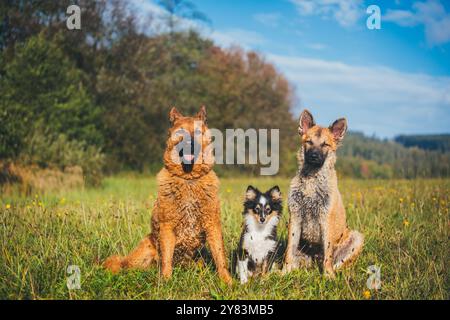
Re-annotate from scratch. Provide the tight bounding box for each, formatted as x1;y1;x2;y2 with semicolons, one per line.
103;106;232;285
283;110;364;278
236;185;282;284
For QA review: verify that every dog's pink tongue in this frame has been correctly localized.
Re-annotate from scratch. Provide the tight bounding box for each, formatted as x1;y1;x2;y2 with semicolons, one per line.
183;154;194;162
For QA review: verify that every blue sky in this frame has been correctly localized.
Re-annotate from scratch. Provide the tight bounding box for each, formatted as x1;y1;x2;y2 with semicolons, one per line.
134;0;450;138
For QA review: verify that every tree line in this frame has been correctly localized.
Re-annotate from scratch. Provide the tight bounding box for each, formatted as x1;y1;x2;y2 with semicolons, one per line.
0;0;448;186
394;134;450;153
337;132;450;179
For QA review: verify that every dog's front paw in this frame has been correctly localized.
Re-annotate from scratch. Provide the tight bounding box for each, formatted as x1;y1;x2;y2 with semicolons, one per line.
282;263;295;275
239;276;249;285
324;268;336;279
162;266;173;280
220;271;233;286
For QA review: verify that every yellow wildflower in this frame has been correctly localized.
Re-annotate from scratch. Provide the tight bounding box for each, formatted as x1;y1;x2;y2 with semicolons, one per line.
363;290;371;299
226;188;232;193
399;198;404;203
5;204;11;210
403;219;409;227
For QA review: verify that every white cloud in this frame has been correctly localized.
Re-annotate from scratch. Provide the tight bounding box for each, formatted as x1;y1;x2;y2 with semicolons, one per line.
384;0;450;46
290;0;364;27
305;42;328;50
129;0;166;22
253;12;281;27
129;0;211;34
130;0;164;14
268;54;450;137
210;29;268;48
129;1;267;49
383;9;418;27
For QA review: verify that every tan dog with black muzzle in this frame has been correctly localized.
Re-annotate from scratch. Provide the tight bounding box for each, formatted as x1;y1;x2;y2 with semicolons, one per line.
283;109;364;278
103;106;232;285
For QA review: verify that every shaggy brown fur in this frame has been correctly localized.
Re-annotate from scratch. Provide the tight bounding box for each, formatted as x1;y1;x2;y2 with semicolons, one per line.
103;106;232;284
283;110;364;278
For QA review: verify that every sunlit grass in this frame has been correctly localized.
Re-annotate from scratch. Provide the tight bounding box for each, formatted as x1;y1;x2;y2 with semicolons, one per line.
0;176;448;299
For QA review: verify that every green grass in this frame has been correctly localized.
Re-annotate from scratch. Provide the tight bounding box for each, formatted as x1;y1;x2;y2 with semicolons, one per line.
1;176;448;299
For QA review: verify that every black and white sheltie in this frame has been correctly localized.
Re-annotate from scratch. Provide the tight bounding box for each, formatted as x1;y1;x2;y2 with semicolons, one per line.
236;185;282;284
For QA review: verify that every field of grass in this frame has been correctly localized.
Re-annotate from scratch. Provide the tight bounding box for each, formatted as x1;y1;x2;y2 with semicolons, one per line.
0;175;448;300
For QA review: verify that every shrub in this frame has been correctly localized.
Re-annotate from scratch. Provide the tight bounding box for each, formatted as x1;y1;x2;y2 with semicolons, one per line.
19;129;104;186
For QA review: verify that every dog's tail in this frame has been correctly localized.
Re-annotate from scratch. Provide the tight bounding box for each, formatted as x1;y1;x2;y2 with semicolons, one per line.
103;235;159;273
103;255;124;274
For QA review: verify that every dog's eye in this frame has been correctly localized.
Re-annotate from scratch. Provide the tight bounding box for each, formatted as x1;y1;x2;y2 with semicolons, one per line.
306;140;313;145
175;129;187;137
265;207;271;214
321;142;330;147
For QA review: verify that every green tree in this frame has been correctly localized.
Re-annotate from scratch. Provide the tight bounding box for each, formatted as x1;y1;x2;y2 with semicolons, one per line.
0;34;102;159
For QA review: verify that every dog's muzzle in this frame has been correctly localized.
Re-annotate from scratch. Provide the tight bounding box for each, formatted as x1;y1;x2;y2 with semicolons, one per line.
176;137;201;173
305;149;325;167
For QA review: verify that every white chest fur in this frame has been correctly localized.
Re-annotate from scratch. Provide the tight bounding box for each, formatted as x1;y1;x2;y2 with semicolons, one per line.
242;215;278;264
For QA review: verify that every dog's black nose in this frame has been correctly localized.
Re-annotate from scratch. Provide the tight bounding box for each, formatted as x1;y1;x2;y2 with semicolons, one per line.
260;217;265;223
310;151;320;159
305;149;325;168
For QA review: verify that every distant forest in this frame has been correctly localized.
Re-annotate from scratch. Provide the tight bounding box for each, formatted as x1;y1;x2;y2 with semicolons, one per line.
395;134;450;153
336;132;450;179
1;0;449;184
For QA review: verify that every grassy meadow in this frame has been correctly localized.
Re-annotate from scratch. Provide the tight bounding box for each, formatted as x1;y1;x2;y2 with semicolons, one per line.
0;175;448;300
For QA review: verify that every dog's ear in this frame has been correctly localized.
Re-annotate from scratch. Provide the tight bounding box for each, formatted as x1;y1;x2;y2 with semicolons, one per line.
298;109;315;136
329;118;347;143
245;185;257;201
196;105;207;123
268;186;281;201
169;107;183;123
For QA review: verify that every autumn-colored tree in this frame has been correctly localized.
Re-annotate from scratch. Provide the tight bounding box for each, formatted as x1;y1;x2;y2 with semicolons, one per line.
1;0;449;180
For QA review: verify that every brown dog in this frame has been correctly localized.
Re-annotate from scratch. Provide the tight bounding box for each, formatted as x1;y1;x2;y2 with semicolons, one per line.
103;106;232;284
283;110;364;278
